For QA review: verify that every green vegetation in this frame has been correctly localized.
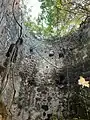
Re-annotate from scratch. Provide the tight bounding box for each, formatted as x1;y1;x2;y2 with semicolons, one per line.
24;0;90;38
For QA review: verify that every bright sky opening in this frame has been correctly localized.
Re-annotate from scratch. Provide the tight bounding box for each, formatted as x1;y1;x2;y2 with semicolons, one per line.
24;0;42;20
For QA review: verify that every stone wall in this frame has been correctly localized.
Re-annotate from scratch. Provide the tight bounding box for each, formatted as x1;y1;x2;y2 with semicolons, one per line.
0;1;90;120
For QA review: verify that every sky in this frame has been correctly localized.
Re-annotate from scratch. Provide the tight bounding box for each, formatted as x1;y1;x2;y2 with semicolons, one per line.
24;0;42;20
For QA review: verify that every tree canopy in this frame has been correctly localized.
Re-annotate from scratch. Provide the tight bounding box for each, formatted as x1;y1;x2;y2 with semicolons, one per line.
24;0;90;38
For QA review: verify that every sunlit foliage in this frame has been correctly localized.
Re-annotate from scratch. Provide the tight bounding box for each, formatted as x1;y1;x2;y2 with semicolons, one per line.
78;76;89;88
25;0;90;38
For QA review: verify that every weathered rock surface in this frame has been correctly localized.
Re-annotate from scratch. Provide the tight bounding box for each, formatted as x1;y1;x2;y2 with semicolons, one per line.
0;0;90;120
